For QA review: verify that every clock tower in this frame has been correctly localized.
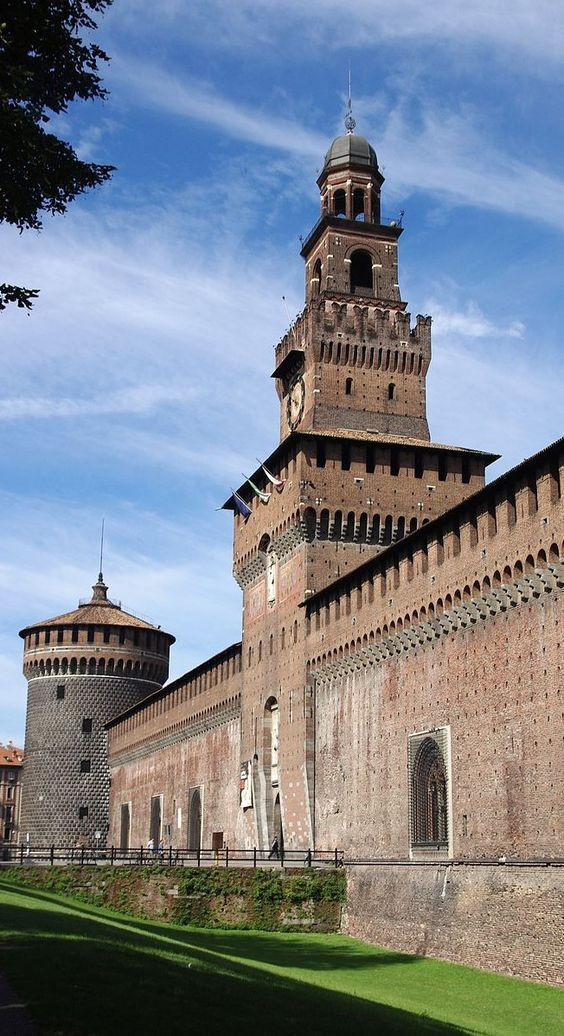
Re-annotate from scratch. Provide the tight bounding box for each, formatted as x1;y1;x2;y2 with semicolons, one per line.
274;128;430;443
228;117;496;851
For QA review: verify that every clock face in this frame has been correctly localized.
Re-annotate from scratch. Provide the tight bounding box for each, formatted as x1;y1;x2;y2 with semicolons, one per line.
287;376;305;429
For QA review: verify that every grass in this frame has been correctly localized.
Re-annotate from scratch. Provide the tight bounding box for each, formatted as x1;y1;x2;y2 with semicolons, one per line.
0;880;562;1035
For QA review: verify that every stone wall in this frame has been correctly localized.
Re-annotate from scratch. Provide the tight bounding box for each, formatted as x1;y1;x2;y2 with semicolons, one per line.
21;675;157;847
3;865;345;933
344;862;564;986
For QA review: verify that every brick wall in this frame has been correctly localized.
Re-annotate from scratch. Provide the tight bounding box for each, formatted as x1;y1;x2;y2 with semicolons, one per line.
344;863;564;985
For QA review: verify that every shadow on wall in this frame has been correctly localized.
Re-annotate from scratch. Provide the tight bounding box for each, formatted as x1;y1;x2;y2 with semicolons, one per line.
0;882;473;1036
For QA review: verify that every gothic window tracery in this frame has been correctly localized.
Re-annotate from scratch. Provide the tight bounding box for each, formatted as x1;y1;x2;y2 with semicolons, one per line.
410;736;448;846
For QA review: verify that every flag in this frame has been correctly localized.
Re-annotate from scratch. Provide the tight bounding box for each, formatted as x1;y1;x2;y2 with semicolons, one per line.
257;460;285;493
231;491;251;521
243;473;270;503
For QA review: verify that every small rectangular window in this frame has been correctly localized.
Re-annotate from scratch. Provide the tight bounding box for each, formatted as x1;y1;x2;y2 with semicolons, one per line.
80;759;91;773
56;684;65;700
82;718;93;734
45;630;51;645
57;629;64;644
78;806;88;820
34;632;40;646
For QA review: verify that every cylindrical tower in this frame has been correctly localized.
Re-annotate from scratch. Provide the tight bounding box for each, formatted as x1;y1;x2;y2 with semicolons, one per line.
19;573;175;847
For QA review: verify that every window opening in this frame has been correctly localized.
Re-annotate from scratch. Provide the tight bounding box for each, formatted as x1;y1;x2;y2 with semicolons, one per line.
409;734;448;847
350;250;373;293
333;188;346;217
353;188;365;221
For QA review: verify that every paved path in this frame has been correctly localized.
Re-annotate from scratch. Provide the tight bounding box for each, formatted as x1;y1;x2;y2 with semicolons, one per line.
0;968;35;1035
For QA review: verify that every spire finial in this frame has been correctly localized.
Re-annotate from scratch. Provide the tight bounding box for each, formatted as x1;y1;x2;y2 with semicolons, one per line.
344;66;356;134
98;518;105;583
91;519;109;602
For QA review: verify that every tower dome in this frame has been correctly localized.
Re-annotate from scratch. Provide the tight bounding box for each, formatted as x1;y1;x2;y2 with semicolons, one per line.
322;133;379;174
19;574;175;847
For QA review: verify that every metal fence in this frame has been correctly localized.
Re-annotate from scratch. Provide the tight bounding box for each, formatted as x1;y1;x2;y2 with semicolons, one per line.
1;845;561;870
0;845;344;869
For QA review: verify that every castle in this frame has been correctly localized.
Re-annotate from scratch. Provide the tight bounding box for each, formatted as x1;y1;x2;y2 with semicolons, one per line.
19;124;563;982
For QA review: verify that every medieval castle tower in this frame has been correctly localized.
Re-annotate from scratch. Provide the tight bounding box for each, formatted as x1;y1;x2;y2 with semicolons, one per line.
19;573;174;846
17;120;563;983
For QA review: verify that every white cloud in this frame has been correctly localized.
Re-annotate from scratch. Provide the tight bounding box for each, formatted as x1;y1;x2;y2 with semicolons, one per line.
0;384;192;421
111;57;326;160
109;0;564;69
108;62;564;233
426;300;525;341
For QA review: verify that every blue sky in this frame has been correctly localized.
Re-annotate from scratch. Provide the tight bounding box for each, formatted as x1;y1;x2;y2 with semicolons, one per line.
1;0;563;745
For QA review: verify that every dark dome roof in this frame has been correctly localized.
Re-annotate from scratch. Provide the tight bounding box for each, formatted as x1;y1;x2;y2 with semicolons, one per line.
323;134;378;173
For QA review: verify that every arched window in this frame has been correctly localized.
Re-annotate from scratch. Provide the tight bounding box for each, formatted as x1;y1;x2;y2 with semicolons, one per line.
353;188;365;221
304;507;316;542
332;510;343;540
264;697;279;787
350;250;373;294
345;377;353;395
333;189;346;218
411;737;448;846
188;787;202;852
388;382;396;400
312;257;322;296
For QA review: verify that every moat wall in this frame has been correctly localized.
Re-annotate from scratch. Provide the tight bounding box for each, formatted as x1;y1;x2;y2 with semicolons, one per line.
2;866;345;932
344;862;564;986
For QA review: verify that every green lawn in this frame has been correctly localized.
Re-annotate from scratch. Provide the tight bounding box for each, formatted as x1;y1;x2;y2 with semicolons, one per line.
0;880;562;1035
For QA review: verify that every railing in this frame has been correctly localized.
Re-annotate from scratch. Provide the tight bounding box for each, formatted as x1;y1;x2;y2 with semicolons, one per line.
2;846;561;869
0;845;344;869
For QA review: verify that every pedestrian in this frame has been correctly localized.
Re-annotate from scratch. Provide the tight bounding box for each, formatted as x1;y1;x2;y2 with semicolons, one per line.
146;837;154;851
268;837;279;859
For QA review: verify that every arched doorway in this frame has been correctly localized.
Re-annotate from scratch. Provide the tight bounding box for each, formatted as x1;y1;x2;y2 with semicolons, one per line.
273;793;284;855
188;787;202;852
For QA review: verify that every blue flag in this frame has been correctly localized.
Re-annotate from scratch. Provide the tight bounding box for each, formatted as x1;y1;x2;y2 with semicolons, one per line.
232;490;251;521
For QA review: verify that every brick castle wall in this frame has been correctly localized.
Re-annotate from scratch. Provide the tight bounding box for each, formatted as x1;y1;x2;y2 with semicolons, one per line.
344;863;564;986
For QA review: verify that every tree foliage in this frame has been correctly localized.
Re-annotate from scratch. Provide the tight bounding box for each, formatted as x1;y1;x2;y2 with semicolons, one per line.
0;0;115;311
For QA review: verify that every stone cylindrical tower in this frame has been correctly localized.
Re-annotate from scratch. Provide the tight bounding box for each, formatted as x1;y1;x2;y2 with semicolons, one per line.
19;574;175;847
